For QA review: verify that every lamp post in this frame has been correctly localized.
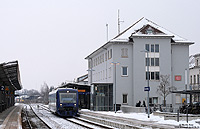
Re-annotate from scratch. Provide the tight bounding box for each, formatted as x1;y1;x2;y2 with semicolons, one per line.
87;67;95;111
111;62;120;113
141;49;150;118
185;69;188;103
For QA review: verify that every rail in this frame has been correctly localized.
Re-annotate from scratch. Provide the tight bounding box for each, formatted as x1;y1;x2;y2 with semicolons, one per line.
38;104;114;129
27;105;51;129
23;105;33;129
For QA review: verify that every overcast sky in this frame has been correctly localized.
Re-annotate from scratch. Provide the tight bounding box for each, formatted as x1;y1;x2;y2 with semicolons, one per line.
0;0;199;91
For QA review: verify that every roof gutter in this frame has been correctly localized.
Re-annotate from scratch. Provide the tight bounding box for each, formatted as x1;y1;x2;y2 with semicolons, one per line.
85;41;112;60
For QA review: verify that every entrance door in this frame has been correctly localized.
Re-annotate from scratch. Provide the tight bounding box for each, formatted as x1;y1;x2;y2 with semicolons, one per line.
94;84;113;111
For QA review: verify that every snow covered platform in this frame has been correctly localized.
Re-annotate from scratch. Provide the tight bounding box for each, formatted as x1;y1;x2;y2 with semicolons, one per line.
0;103;22;129
153;111;200;121
121;105;145;113
80;109;200;128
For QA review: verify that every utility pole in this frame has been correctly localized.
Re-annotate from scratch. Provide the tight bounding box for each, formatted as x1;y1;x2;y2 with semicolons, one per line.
111;62;120;113
87;59;95;110
106;24;109;41
141;49;150;118
185;69;187;103
118;9;124;35
146;51;150;118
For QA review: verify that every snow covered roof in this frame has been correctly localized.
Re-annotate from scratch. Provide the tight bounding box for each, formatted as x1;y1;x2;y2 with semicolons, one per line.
112;17;194;44
85;17;194;59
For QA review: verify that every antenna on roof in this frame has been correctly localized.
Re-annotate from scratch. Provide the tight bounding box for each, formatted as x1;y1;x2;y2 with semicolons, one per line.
106;24;109;41
118;9;124;34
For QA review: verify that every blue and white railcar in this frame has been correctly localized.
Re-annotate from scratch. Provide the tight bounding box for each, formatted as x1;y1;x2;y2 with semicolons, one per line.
49;88;78;117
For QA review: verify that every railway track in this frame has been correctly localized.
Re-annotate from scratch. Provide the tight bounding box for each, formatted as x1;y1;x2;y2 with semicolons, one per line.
38;104;115;129
22;105;51;129
23;105;32;129
26;104;181;129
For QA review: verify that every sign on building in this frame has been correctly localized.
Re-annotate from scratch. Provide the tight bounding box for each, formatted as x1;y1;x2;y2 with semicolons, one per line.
5;86;9;91
144;87;150;91
1;86;4;91
175;75;182;81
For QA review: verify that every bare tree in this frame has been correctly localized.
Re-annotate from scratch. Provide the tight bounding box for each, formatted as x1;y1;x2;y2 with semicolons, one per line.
157;75;177;106
40;82;49;104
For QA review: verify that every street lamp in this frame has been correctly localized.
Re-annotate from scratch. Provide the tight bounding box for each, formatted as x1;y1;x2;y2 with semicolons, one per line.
185;69;188;103
141;49;150;118
111;62;120;113
87;68;95;111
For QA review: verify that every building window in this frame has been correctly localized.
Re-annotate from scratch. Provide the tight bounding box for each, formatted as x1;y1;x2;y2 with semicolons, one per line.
109;67;111;78
155;44;159;52
155;58;159;66
145;44;149;52
146;44;159;52
105;52;107;61
197;74;199;84
146;58;150;66
123;94;128;104
151;44;154;52
121;48;128;58
109;49;112;59
122;67;128;76
190;75;192;84
194;75;196;84
108;49;112;59
105;69;107;79
153;97;158;104
151;72;155;80
146;72;159;80
151;58;154;66
155;72;159;80
146;72;150;80
149;97;158;105
149;98;152;104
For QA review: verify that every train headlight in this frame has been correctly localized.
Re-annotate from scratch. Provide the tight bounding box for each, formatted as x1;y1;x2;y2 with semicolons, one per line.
60;104;62;107
74;104;76;107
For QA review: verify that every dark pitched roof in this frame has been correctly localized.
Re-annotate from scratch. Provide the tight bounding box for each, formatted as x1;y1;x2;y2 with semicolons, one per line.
0;61;22;90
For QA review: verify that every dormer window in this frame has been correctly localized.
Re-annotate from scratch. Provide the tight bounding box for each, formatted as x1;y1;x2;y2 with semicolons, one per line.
146;27;154;34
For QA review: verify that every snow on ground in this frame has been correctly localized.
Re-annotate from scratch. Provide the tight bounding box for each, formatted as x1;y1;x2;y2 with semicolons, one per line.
31;104;85;129
81;109;200;127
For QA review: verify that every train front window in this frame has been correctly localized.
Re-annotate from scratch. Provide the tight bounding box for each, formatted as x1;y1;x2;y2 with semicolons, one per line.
59;93;77;103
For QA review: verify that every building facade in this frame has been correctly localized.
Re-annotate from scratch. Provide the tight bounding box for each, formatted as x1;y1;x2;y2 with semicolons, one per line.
85;17;194;111
189;53;200;102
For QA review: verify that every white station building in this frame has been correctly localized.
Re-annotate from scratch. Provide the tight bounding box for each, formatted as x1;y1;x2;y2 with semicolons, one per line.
85;17;194;111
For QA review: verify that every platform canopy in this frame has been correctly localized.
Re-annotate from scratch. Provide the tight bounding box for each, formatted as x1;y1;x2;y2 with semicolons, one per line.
0;61;22;90
171;90;200;94
171;90;200;105
58;83;90;89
